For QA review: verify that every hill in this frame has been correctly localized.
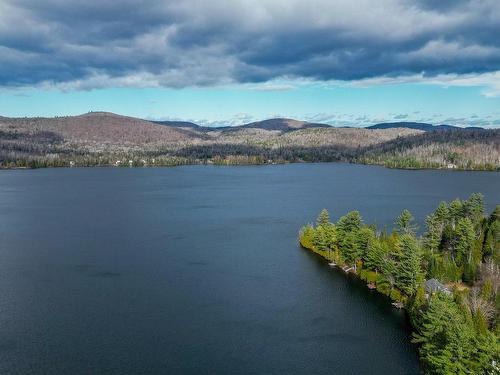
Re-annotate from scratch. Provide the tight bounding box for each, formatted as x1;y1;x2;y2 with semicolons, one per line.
151;120;202;129
0;112;201;147
367;122;484;132
230;118;330;131
358;129;499;170
0;112;497;170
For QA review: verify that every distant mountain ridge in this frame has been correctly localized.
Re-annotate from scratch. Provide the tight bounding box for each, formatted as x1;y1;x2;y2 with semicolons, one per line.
148;118;485;132
233;118;330;131
0;113;487;133
367;122;484;131
150;117;332;132
152;120;201;129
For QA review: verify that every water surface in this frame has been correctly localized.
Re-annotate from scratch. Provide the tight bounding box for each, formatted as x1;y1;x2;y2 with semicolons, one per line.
0;164;498;374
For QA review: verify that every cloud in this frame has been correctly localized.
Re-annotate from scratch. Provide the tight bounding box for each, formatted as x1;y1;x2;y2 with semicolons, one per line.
1;0;500;92
245;82;296;91
343;71;500;97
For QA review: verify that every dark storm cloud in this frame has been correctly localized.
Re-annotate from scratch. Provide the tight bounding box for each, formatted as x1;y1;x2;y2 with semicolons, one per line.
0;0;499;89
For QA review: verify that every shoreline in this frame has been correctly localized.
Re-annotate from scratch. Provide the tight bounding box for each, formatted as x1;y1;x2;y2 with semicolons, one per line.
298;238;408;307
1;159;498;172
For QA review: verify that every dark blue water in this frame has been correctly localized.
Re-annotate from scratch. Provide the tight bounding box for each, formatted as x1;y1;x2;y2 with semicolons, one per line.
0;164;498;374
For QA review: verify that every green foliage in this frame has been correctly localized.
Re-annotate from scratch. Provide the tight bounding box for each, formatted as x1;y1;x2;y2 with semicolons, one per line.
300;198;499;374
454;217;475;267
394;234;423;295
481;279;493;301
483;205;500;260
423;213;442;252
338;231;361;265
316;209;330;227
423;194;496;283
395;209;418;235
364;239;387;272
376;276;392;296
412;285;426;310
359;268;368;281
449;199;464;226
312;209;336;252
299;224;315;249
335;211;366;267
413;294;498;374
390;288;405;303
366;271;378;283
463;193;484;221
357;226;376;259
336;211;362;233
435;201;450;223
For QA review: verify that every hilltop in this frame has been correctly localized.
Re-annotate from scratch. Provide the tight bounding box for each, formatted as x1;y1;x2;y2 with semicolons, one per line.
151;120;202;130
230;118;330;131
367;121;484;132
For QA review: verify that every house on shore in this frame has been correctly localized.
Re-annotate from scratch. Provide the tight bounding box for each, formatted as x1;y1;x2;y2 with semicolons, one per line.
424;278;451;296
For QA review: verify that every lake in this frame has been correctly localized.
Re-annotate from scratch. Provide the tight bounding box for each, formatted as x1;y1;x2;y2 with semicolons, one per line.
0;163;498;374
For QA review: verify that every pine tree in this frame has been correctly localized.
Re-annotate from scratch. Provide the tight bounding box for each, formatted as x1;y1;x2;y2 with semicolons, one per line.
394;234;422;295
464;193;484;221
313;209;336;252
364;238;387;272
413;294;497;375
312;225;329;252
435;201;450;224
482;205;499;259
316;209;330;227
340;231;361;266
396;209;418;235
449;199;464;228
454;217;475;267
424;213;442;252
357;226;375;259
336;211;362;234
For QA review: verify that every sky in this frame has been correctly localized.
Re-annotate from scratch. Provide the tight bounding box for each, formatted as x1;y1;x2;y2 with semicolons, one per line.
1;0;500;127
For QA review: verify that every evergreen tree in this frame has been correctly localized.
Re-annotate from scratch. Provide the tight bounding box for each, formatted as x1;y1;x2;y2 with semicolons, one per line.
299;195;500;374
357;226;375;259
336;211;362;234
395;234;422;295
313;209;336;252
395;209;418;235
312;224;328;252
464;193;484;221
339;231;356;264
424;213;442;252
413;294;497;374
454;217;475;267
435;201;450;224
449;199;464;228
482;205;499;259
364;238;387;273
316;209;330;227
336;211;361;265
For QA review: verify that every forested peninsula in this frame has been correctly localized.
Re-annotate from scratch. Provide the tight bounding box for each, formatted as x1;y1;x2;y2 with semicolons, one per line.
299;194;499;374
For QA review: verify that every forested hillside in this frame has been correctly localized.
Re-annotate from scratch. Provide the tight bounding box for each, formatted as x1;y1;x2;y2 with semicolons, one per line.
358;129;500;170
0;113;498;170
299;195;500;373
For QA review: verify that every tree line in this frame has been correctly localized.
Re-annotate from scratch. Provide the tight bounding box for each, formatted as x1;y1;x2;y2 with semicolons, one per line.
299;194;499;374
1;126;499;171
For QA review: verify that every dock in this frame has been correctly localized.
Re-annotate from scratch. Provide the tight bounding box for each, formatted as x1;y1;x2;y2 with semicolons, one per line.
392;302;404;309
